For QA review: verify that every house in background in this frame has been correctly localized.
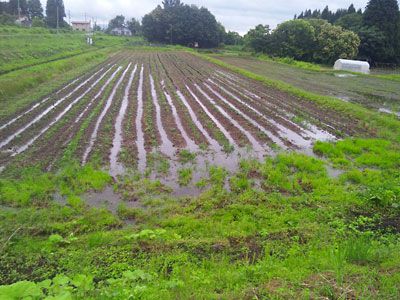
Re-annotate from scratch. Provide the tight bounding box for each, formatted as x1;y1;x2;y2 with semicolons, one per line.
110;27;132;36
72;21;91;32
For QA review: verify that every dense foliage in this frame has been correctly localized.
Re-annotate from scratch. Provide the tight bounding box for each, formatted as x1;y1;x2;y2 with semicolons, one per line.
295;0;400;64
244;19;360;64
141;0;224;47
45;0;66;28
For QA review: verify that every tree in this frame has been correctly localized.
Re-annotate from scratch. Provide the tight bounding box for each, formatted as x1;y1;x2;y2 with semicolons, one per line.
107;15;125;32
321;6;331;21
269;20;315;61
142;3;222;48
224;31;242;45
0;13;15;25
0;2;9;14
8;0;28;16
310;19;360;63
358;26;390;63
244;24;270;53
127;18;141;36
46;0;66;28
162;0;182;9
363;0;400;62
27;0;43;19
348;4;356;14
336;13;363;32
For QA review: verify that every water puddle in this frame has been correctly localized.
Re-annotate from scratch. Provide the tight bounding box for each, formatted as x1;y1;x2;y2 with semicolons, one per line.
82;63;132;164
0;77;82;131
83;186;130;215
75;66;121;124
110;65;138;178
136;65;147;173
196;84;265;153
10;66;114;157
162;85;198;152
149;74;175;157
0;67;106;150
379;108;400;118
186;85;237;148
334;73;357;78
176;89;220;151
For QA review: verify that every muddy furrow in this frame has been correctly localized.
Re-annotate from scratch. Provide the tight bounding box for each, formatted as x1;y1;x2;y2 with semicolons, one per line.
161;84;198;152
175;89;220;150
0;67;107;150
207;78;314;148
203;82;283;149
213;72;337;141
0;55;123;130
7;65;116;159
110;64;138;177
82;63;133;164
42;66;124;170
159;54;237;150
195;84;264;153
0;77;81;132
155;54;209;148
215;70;353;137
149;74;175;157
136;65;146;173
75;66;122;124
149;55;186;150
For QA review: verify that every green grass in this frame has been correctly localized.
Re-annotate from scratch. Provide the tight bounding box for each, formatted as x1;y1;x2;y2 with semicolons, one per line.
0;26;137;74
0;49;109;119
1;141;400;298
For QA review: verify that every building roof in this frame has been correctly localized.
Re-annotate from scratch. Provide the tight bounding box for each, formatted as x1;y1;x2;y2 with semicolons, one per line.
72;21;91;25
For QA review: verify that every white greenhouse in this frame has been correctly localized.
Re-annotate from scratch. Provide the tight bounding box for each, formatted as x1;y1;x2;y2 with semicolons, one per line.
333;59;370;74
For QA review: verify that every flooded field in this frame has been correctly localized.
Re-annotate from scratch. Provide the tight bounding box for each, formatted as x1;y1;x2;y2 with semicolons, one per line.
213;55;400;113
0;51;366;194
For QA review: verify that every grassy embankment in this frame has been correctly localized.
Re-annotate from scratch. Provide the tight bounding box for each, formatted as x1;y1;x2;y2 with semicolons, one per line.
0;45;399;298
0;27;140;120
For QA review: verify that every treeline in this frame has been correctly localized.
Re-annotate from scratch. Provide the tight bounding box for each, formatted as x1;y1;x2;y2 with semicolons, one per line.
141;0;242;48
244;21;360;65
106;15;142;35
292;0;400;64
0;0;68;28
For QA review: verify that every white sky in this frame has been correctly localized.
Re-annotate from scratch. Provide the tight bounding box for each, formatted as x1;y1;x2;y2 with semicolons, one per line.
39;0;370;34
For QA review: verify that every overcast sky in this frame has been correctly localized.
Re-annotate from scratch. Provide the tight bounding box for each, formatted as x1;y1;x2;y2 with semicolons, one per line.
40;0;370;34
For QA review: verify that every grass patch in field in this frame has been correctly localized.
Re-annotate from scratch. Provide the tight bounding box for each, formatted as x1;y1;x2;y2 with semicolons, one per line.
178;150;196;164
178;168;193;186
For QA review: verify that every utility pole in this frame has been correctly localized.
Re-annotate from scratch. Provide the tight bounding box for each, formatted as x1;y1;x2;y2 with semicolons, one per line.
56;6;59;34
170;24;173;45
68;10;71;25
17;0;20;20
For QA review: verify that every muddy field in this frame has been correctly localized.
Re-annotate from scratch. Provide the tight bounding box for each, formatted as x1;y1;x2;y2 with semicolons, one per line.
0;51;367;193
213;55;400;115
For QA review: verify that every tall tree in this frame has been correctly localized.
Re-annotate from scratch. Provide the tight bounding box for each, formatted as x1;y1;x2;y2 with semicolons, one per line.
27;0;43;19
348;4;356;14
8;0;28;16
127;18;141;36
363;0;399;37
363;0;400;61
142;3;222;47
46;0;66;28
107;15;125;32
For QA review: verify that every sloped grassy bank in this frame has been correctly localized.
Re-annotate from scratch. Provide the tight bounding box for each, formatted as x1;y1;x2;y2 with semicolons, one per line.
0;55;399;299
